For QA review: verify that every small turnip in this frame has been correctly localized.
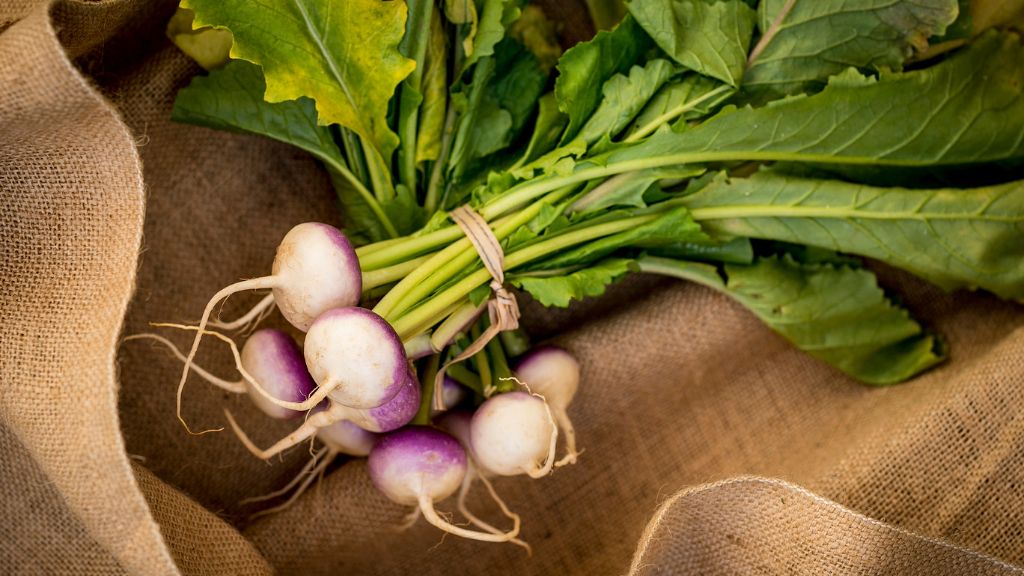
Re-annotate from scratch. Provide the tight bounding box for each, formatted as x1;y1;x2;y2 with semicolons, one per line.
176;223;361;429
514;345;581;465
367;427;520;543
470;392;557;479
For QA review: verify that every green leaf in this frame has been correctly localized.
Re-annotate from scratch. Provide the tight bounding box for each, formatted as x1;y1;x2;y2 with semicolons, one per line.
625;74;731;139
182;0;415;160
681;169;1024;300
166;8;232;71
416;10;448;166
586;0;628;30
647;236;754;264
637;255;945;384
745;0;959;97
462;0;522;71
511;258;635;307
728;256;945;384
606;33;1024;172
970;0;1024;32
627;0;756;87
171;60;344;170
577;59;677;145
509;5;563;71
570;166;705;213
328;170;388;245
541;206;707;268
554;14;654;143
512;93;569;170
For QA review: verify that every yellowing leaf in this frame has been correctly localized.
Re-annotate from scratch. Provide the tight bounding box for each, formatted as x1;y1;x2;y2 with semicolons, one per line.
182;0;415;159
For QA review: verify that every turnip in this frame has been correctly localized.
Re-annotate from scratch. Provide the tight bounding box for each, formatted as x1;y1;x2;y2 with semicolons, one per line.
223;372;419;460
514;346;581;465
470;392;557;479
367;427;519;543
124;328;316;420
437;410;528;552
204;306;413;418
302;307;411;410
176;223;361;429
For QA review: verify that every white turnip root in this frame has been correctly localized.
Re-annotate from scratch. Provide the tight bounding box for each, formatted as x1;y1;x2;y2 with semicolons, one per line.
176;223;361;430
367;427;520;543
470;392;557;479
302;307;411;410
514;345;581;465
124;329;315;420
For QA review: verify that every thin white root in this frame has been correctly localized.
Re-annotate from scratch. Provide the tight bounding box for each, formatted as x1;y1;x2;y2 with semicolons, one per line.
240;446;329;504
123;333;246;394
478;474;532;555
224;405;343;460
209;293;276;332
553;407;579;467
457;469;531;554
418;496;520;543
172;276;277;435
155;322;338;412
526;392;558;479
248;451;335;519
394;507;422;532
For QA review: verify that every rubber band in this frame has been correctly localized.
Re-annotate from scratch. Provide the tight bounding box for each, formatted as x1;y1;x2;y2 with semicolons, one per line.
432;206;521;410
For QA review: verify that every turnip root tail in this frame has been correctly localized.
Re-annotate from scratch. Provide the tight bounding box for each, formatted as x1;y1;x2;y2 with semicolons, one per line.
122;333;246;394
526;393;558;479
418;495;521;543
395;508;421;532
553;408;578;467
240;446;330;505
248;449;336;519
457;469;532;554
224;405;343;460
174;277;278;434
156;322;339;415
209;293;276;333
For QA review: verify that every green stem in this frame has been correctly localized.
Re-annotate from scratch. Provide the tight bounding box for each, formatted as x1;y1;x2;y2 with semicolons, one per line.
397;0;434;193
446;362;483;394
375;184;578;319
471;323;493;392
430;300;486;351
361;137;394;202
324;165;399;240
361;254;433;291
624;85;734;143
635;256;726;292
339;127;369;186
424;46;463;214
356;236;407;258
482;144;936;222
486;337;512;391
412;354;440;425
391;214;657;339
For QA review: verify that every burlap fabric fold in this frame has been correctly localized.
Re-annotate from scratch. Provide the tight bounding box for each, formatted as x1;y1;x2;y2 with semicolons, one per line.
1;1;1022;574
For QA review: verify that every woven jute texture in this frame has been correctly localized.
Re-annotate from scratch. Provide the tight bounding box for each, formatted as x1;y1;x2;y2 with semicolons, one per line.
1;1;1023;574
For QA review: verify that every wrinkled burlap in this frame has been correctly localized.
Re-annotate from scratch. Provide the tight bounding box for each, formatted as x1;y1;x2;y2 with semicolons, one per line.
1;1;1023;574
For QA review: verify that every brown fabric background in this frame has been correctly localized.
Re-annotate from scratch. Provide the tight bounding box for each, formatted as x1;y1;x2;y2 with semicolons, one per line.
1;0;1022;574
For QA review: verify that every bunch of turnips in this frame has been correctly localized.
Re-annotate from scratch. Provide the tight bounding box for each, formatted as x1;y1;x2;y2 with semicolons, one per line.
151;0;1024;549
136;220;582;543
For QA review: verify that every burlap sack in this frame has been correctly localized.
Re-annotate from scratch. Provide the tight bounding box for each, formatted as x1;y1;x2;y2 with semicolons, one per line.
1;1;1022;574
